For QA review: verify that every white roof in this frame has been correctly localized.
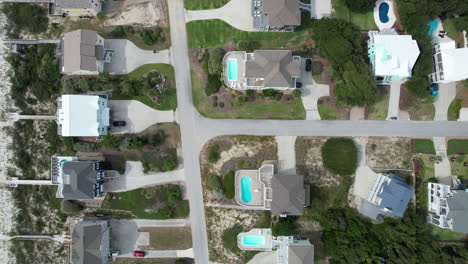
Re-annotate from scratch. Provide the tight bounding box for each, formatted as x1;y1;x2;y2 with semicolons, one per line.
58;95;108;137
440;47;468;82
373;34;420;78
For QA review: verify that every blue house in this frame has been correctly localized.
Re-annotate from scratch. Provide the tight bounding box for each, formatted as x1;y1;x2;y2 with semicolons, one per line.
360;174;414;222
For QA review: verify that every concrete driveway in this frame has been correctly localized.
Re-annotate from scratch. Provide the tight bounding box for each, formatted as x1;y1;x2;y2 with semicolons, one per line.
433;137;452;185
434;82;456;121
386;79;405;120
185;0;254;31
300;59;330;120
104;161;184;192
104;39;171;74
275;136;297;175
109;100;175;134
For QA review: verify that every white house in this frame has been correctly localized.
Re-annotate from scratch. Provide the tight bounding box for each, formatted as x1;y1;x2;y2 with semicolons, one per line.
429;41;468;83
368;29;420;84
57;95;110;137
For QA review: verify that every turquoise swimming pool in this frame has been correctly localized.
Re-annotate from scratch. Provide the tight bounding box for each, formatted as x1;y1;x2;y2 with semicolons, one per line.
427;20;438;36
227;58;238;81
240;176;252;203
243;236;265;246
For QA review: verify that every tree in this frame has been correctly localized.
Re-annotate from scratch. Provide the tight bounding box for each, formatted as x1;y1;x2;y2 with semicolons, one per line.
205;74;222;96
2;4;49;35
344;0;376;13
167;186;182;206
162;156;178;171
207;175;223;194
207;144;220;163
321;137;358;176
223;171;235;199
99;135;120;150
272;217;298;236
208;48;225;75
236;40;259;51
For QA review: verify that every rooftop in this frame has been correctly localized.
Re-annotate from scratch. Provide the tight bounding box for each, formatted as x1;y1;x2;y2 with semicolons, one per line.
60;160;101;200
271;173;308;216
71;220;110;264
62;29;104;74
438;42;468;82
263;0;300;28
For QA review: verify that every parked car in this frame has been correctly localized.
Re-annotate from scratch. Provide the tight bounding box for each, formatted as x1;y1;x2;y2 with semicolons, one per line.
112;121;126;127
109;250;119;257
430;83;439;96
133;251;145;257
305;59;312;72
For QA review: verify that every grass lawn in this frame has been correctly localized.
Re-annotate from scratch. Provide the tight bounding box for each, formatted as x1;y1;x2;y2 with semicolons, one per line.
113;64;177;110
186;19;311;48
318;104;337;120
447;139;468;155
419;154;435;181
411;139;436;154
443;18;462;45
101;186;189;219
431;226;466;241
449;155;468;178
332;0;377;30
448;98;463;121
184;0;230;10
367;88;389;120
408;100;435;121
111;258;189;264
191;68;306;119
139;227;192;250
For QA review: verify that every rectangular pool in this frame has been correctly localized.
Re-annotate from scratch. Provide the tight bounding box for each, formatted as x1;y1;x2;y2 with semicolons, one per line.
227;58;238;81
243;236;265;246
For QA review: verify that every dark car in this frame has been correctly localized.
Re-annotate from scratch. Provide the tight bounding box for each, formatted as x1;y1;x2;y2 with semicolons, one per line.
112;121;126;127
133;251;145;257
305;59;312;72
430;83;439;96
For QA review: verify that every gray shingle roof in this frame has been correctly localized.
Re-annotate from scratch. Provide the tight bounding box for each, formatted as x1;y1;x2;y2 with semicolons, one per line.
271;173;306;215
62;161;97;200
446;190;468;233
263;0;301;27
72;221;109;264
288;240;314;264
63;29;100;73
56;0;96;9
245;50;300;88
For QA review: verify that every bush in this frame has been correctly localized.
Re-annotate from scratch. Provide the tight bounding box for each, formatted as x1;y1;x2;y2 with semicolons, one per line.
73;142;97;152
208;144;220;163
236;40;259;51
147;131;166;146
272;217;298;236
246;90;255;96
237;96;247;103
139;27;163;46
45;122;61;154
167;186;182;206
2;4;49;35
222;224;243;253
312;60;324;74
223;171;235;199
205;74;222;96
344;0;375;13
208;48;225;75
293;89;302;98
207;175;223;192
237;160;252;169
321;138;358;175
274;93;283;101
99;135;121;150
219;102;225;108
162;156;178;171
60;200;82;215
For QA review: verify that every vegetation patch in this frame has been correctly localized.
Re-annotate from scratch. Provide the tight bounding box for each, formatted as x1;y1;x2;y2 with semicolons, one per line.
321;138;358;176
447;139;468;155
2;3;49;36
448;155;468;179
366;86;389;120
184;0;230;10
139;227;192;250
411;139;436;154
367;137;412;169
448;98;463;121
332;0;377;30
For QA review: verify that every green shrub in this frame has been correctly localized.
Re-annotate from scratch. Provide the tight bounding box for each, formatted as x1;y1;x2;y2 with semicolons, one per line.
312;60;324;74
212;101;218;107
237;96;247;103
2;4;49;35
223;171;235;199
293;89;301;98
321;138;358;175
99;135;121;150
219;102;225;108
274;93;283;101
208;144;220;163
162;156;178;171
205;74;222;96
147;131;166;146
139;27;163;46
222;224;243;253
272;217;298;236
207;175;223;193
236;40;259;51
60;200;82;215
73;142;97;152
344;0;375;13
246;90;255;96
208;48;225;75
237;160;252;169
45;122;61;154
167;186;182;206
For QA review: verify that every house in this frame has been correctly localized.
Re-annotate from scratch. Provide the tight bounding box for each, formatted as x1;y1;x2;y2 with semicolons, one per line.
428;178;468;233
61;29;111;75
71;220;110;264
286;239;314;264
51;155;107;201
54;0;102;17
359;173;414;221
428;41;468;83
367;29;420;84
57;94;110;137
252;0;301;31
234;164;310;216
223;50;301;90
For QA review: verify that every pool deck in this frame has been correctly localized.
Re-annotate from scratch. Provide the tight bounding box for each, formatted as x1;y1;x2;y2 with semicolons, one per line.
237;228;273;251
373;0;396;30
223;51;247;89
234;164;274;209
429;18;455;45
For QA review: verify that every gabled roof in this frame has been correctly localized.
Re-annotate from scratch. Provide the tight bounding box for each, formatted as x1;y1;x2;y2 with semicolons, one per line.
72;221;109;264
288;241;314;264
61;161;97;200
271;173;305;215
63;29;100;73
446;190;468;233
263;0;301;27
245;50;300;88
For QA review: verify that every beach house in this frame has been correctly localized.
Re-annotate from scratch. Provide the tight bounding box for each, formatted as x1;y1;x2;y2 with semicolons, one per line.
71;220;111;264
252;0;301;31
429;41;468;83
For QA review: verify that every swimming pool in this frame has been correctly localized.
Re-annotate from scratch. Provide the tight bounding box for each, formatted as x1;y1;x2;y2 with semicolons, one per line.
427;19;439;36
240;176;252;203
243;236;265;246
227;58;238;81
379;2;390;23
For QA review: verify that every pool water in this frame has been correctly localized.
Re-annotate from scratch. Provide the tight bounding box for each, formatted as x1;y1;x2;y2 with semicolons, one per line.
379;2;390;23
240;176;252;203
227;58;238;81
427;19;439;36
243;236;265;246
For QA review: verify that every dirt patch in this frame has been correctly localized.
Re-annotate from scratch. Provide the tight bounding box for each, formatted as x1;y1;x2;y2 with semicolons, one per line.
200;136;277;204
205;207;270;264
295;137;343;188
139;227;192;250
367;137;412;169
400;86;435;121
104;0;169;27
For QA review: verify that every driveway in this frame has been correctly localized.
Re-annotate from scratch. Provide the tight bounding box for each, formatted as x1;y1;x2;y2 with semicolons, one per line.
185;0;254;31
104;39;171;74
300;59;330;120
386;79;405;120
310;0;332;19
433;82;456;121
433;137;452;184
104;161;184;192
109;100;175;134
275;136;297;175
